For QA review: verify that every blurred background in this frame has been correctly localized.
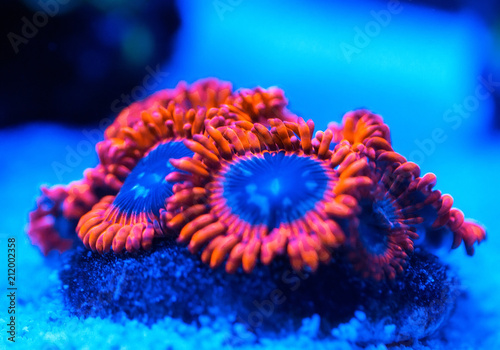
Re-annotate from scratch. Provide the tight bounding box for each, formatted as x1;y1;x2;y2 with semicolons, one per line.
1;0;500;347
1;0;500;153
2;0;499;211
2;0;500;131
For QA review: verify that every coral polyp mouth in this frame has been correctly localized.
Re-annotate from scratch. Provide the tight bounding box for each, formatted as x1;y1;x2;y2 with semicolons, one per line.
77;140;194;254
218;151;332;230
113;141;193;217
167;119;350;273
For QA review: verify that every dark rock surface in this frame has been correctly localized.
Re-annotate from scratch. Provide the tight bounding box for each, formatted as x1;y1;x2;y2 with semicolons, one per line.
60;241;459;343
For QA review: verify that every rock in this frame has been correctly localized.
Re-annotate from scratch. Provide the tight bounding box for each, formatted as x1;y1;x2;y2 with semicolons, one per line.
59;241;459;344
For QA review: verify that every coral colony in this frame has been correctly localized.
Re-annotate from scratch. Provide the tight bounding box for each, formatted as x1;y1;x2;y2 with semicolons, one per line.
27;79;486;340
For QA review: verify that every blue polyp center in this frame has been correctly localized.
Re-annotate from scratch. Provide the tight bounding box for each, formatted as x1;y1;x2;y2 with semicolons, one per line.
222;151;330;230
357;197;398;255
113;141;194;216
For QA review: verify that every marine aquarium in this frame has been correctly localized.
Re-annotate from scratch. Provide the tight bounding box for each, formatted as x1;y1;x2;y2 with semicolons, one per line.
1;0;500;349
